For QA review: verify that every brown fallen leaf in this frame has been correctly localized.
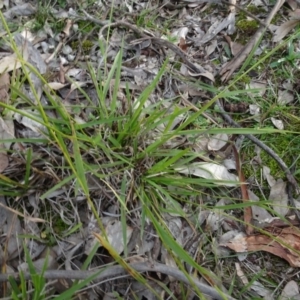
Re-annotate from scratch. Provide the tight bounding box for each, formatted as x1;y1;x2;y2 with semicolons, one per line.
233;146;253;234
272;19;300;42
178;37;188;52
223;226;300;267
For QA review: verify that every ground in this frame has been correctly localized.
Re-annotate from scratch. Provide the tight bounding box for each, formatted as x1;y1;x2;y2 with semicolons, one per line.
0;0;300;299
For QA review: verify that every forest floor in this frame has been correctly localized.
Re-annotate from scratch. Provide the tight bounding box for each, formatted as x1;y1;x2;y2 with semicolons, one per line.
1;0;300;299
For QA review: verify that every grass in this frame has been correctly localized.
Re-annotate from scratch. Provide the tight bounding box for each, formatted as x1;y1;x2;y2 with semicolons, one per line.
1;1;300;299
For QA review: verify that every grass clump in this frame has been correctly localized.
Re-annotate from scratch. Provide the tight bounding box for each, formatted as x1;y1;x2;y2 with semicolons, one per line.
2;2;300;299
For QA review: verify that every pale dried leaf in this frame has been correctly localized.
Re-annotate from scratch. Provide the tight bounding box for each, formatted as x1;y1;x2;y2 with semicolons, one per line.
171;27;189;41
248;190;273;222
105;220;133;254
48;82;68;90
20;29;35;43
217;230;244;257
273;19;299;42
175;162;238;186
0;54;22;74
208;133;229;151
206;199;226;231
263;166;276;187
247;80;267;97
235;263;248;285
269;179;289;216
231;41;244;56
271;117;284;130
278;89;294;105
221;233;248;252
198;210;210;225
286;0;298;10
223;158;236;170
289;9;300;19
3;3;36;19
251;281;272;297
227;12;236;34
205;40;218;57
192;70;215;82
19;249;58;273
14;109;47;135
14;34;46;101
202;14;235;44
280;280;299;300
0;197;23;260
167;217;182;243
249;104;260;116
0;117;14;149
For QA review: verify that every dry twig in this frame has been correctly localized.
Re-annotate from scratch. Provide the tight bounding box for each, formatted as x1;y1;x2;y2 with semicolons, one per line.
216;100;300;194
0;262;236;300
219;0;285;82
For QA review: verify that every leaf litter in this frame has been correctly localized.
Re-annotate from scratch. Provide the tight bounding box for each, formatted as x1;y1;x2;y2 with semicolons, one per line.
0;0;300;299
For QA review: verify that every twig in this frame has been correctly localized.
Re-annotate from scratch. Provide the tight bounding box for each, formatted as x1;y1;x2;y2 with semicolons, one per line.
0;262;236;300
219;0;285;82
216;99;300;194
287;158;300;221
81;9;110;26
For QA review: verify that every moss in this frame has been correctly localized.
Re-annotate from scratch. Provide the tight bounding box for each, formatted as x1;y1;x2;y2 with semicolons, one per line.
236;19;259;34
239;74;251;84
53;217;69;235
212;59;221;66
270;12;282;25
77;20;94;33
71;40;94;54
247;5;266;14
242;132;300;184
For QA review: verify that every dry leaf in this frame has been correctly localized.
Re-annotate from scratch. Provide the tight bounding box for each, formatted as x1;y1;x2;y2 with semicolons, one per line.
206;199;226;231
224;227;300;267
248;190;273;223
208;133;229;151
269;179;289;216
99;219;133;254
235;263;248;284
280;280;299;300
0;54;22;74
271;117;284;130
263;166;276;187
0;117;14;149
273;19;300;42
278;89;294;105
205;40;217;57
289;8;300;19
179;37;188;51
3;3;36;19
247;80;267;97
286;0;298;10
175;162;238;186
230;41;244;56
